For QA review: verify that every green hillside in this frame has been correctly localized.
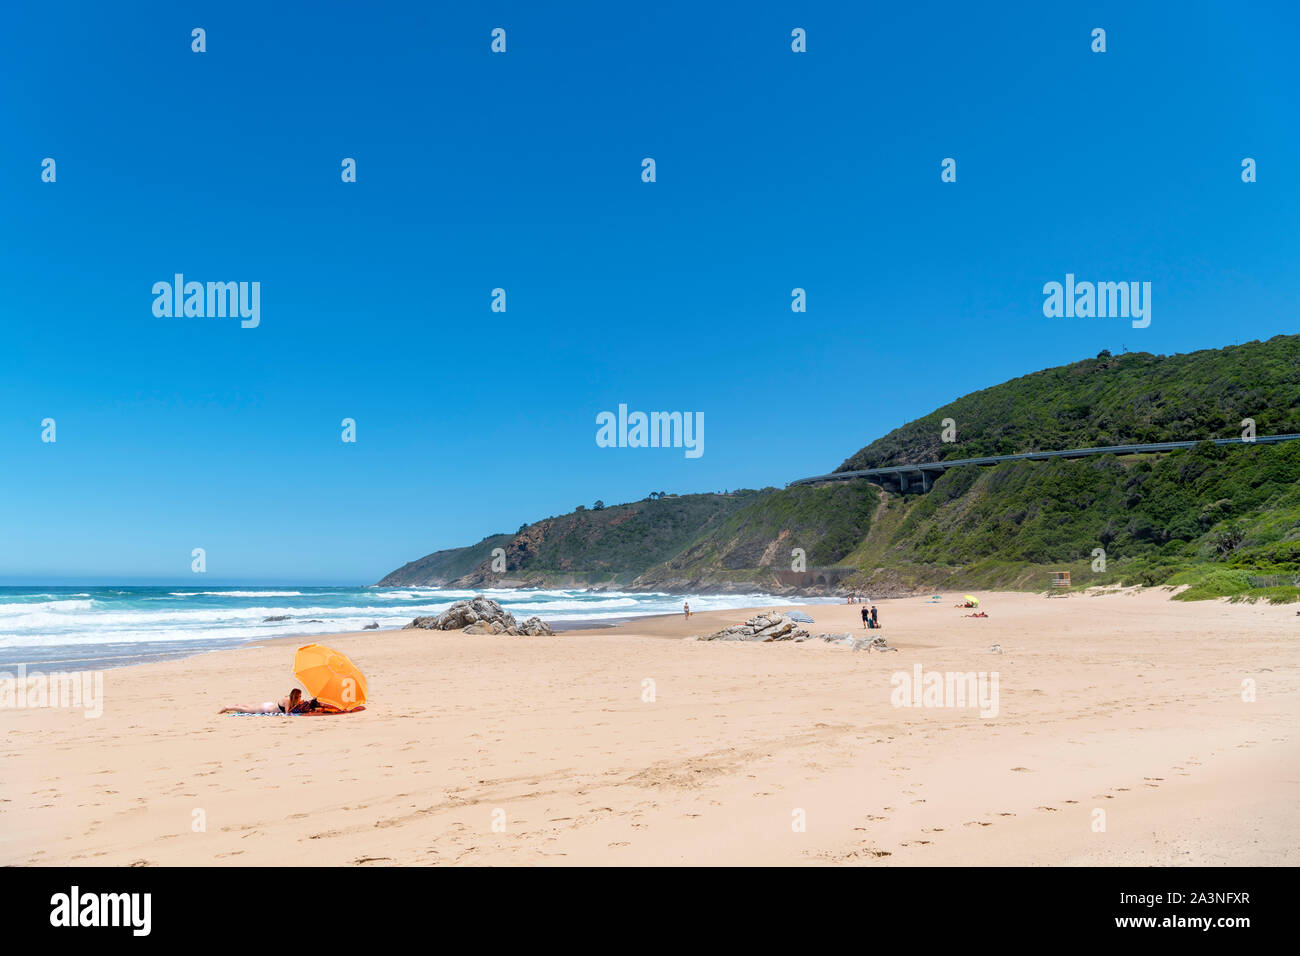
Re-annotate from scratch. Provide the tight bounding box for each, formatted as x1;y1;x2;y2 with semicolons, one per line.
839;336;1300;470
377;534;515;587
380;336;1300;602
379;492;759;588
634;481;878;590
839;439;1300;599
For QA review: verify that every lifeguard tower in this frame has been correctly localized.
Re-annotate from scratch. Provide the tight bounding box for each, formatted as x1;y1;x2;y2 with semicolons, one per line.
1049;570;1071;596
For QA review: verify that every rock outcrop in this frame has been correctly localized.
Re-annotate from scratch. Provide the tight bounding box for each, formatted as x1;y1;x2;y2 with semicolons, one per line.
694;615;895;652
800;633;896;652
407;595;517;631
698;612;810;642
406;596;554;636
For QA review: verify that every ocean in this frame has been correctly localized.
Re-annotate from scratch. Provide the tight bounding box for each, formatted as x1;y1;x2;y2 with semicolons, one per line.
0;586;826;671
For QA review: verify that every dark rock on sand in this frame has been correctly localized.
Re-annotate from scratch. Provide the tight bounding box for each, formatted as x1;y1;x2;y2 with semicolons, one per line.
363;622;379;630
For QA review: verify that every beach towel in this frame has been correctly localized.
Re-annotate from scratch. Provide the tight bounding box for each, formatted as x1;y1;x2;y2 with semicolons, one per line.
225;706;366;717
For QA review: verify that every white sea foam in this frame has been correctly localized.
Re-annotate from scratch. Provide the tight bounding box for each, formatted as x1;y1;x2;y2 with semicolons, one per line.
169;591;307;597
0;599;94;617
367;590;455;600
0;587;828;660
506;598;642;612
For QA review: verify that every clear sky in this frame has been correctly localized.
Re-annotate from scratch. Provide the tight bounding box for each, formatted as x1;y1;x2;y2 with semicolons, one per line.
2;0;1297;584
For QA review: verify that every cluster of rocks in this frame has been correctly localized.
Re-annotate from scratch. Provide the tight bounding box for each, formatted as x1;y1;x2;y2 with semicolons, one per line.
691;613;895;652
405;596;555;637
695;612;811;642
804;633;897;652
464;615;553;636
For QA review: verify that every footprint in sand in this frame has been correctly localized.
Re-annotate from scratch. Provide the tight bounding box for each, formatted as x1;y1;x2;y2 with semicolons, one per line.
1011;767;1033;773
963;821;993;827
1036;806;1058;812
997;812;1016;817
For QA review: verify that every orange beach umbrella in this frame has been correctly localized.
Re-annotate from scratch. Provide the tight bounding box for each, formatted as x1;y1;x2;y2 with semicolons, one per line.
293;643;368;711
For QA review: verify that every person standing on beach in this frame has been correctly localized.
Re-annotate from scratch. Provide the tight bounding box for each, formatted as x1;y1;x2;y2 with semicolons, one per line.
684;601;690;619
870;605;879;628
861;605;870;629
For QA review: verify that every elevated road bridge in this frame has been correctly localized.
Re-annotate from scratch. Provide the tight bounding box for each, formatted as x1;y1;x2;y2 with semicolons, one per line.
787;434;1300;493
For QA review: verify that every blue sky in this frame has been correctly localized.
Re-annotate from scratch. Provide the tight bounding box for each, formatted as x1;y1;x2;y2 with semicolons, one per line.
2;0;1297;584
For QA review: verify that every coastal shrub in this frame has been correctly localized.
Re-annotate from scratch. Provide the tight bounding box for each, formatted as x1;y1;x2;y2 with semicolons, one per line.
837;335;1300;472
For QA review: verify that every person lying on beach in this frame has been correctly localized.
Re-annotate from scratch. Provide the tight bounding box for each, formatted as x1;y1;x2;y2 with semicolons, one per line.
218;688;307;715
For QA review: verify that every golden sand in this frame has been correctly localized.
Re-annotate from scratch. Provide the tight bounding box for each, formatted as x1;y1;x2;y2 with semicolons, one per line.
3;588;1296;865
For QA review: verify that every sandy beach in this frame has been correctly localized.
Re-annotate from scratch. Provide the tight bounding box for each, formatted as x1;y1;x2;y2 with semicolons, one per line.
3;588;1297;866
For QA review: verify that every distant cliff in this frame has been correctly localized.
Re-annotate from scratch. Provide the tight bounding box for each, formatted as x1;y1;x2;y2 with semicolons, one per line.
377;492;760;589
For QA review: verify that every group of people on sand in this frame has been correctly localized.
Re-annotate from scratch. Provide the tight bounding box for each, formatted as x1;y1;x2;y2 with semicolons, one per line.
217;688;334;715
860;604;880;629
954;598;989;618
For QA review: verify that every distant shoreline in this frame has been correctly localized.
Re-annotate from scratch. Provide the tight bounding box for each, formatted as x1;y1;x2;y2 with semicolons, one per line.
0;586;829;673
